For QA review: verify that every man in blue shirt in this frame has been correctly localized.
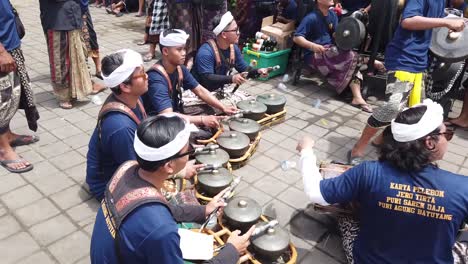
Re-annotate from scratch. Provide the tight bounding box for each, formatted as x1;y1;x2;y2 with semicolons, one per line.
294;0;373;113
90;114;255;263
193;11;269;92
298;100;468;263
86;49;148;201
143;29;237;126
349;0;465;164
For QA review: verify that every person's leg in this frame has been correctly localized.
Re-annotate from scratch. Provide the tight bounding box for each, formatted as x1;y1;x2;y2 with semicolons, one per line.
350;72;414;161
136;0;145;16
349;80;372;113
0;128;32;172
144;33;159;62
448;91;468;128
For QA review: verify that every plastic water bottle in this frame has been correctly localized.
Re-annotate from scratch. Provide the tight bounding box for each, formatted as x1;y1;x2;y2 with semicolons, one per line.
280;160;297;171
277;82;288;91
311;98;321;108
282;74;290;82
91;95;103;105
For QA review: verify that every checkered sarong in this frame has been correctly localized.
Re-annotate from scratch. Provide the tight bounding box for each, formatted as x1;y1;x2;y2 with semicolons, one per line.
149;0;170;35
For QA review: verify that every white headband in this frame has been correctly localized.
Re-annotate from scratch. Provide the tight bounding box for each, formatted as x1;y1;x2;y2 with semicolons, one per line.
102;49;143;88
160;29;190;47
133;113;198;162
391;99;444;142
213;11;234;36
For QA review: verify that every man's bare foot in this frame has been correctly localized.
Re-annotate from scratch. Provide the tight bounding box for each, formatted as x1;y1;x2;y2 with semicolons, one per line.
59;101;73;109
447;118;468;128
0;148;32;173
91;82;106;95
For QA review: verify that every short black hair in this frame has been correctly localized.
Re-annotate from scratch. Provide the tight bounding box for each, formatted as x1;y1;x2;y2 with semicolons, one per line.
101;51;133;94
378;105;440;172
135;115;186;172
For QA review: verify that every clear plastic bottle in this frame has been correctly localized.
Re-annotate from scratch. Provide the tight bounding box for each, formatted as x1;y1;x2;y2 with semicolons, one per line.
311;98;321;108
280;160;297;171
282;74;290;82
91;95;103;105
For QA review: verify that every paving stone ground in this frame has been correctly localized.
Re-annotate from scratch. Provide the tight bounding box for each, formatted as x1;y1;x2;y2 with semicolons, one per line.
3;1;468;263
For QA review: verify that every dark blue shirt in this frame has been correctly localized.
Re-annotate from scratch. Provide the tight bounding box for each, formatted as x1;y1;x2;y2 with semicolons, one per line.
294;10;338;62
320;161;468;263
340;0;370;13
91;203;183;263
86;107;144;201
282;0;298;20
192;42;248;91
0;0;21;51
143;65;199;115
384;0;445;73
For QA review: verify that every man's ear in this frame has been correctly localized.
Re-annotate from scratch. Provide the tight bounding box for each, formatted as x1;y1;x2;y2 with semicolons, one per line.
424;136;437;151
119;82;132;94
163;160;175;175
162;46;169;57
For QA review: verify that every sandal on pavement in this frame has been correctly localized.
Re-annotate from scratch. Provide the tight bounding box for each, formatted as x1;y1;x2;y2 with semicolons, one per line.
0;159;33;173
10;135;40;147
90;85;106;95
59;101;73;109
137;40;148;46
143;53;155;62
350;103;373;113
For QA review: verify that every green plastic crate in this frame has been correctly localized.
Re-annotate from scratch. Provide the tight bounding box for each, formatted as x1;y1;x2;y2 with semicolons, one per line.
242;48;291;80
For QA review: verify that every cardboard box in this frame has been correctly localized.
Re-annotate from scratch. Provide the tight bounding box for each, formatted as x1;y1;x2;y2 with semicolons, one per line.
261;16;295;50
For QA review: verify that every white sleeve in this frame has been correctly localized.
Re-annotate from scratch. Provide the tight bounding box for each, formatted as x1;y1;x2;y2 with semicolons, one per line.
299;149;329;205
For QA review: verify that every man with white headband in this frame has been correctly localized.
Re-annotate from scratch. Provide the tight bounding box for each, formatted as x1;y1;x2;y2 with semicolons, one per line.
296;99;468;263
192;11;269;92
90;114;255;263
86;49;149;201
143;29;238;122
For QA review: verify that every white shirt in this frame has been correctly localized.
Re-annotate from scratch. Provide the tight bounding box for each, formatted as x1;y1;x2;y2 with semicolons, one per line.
299;148;329;205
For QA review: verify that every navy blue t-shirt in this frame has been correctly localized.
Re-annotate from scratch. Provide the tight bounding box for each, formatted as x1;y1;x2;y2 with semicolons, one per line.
282;0;298;20
384;0;445;73
320;161;468;263
0;0;21;51
340;0;370;13
192;42;248;91
143;64;199;115
294;10;338;62
91;203;183;263
86;107;144;201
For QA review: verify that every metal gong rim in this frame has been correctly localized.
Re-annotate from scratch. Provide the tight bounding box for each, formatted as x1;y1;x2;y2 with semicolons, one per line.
430;17;468;63
335;17;366;51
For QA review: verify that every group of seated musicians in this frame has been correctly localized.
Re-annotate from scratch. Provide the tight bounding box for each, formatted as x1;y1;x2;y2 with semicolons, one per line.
86;2;468;263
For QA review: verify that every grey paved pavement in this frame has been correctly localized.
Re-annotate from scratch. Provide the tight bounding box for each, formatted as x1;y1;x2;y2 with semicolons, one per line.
2;1;468;263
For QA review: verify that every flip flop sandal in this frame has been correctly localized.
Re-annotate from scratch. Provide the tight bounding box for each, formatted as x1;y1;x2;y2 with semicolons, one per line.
135;13;144;17
59;102;73;109
106;7;114;14
90;86;106;95
350;103;373;113
444;121;467;130
137;40;148;46
0;159;33;173
347;150;363;166
115;12;124;17
143;53;155;62
10;135;40;147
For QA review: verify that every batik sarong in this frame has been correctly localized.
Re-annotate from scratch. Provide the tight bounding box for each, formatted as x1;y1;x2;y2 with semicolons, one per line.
201;1;228;43
338;217;468;264
0;72;20;133
167;1;202;56
307;45;359;94
82;9;100;58
45;29;93;102
145;0;159;43
149;0;170;35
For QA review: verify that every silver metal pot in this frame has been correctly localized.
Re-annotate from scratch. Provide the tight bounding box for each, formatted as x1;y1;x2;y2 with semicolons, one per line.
251;223;290;260
195;146;230;167
223;196;262;232
228;118;261;141
216;131;251;158
196;167;233;197
236;99;267;121
256;93;287;114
